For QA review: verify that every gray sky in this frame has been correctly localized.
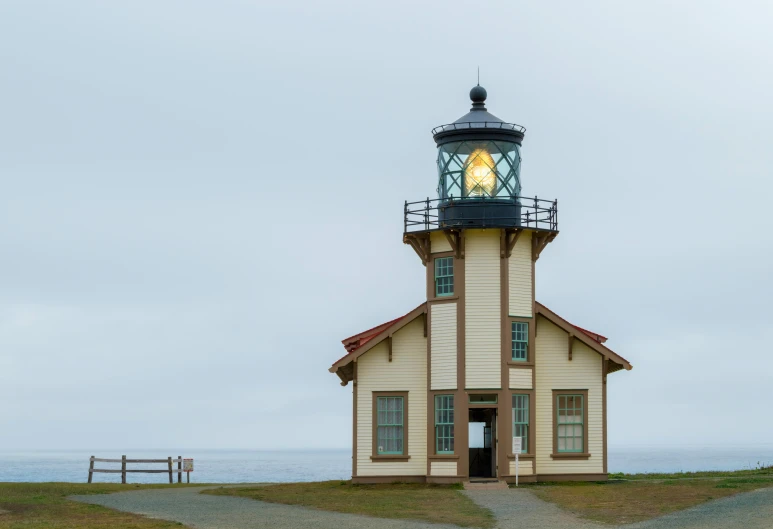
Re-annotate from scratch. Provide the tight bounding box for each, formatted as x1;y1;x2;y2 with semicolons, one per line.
1;0;771;451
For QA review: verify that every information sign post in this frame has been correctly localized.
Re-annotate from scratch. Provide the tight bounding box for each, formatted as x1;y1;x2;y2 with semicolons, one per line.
512;438;522;487
183;459;194;483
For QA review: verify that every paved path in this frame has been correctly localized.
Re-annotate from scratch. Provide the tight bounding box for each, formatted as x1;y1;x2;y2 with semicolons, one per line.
72;485;773;529
71;486;463;529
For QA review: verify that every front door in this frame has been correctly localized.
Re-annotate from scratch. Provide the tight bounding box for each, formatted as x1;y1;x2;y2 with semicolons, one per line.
468;408;497;478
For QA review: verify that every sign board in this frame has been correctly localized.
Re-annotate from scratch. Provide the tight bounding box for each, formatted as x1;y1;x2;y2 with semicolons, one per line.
183;458;194;472
512;437;522;454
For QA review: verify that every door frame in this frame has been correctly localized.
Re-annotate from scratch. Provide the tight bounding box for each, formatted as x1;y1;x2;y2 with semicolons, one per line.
467;406;498;478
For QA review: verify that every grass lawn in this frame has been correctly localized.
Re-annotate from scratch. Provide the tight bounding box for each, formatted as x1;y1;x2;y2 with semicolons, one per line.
206;481;496;528
527;466;773;525
0;483;199;529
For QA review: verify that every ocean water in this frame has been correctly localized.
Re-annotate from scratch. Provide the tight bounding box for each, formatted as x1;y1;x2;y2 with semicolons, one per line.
0;446;771;483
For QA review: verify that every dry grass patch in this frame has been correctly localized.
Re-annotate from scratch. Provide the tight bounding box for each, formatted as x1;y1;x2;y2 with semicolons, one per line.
528;477;773;525
0;482;199;529
206;481;495;528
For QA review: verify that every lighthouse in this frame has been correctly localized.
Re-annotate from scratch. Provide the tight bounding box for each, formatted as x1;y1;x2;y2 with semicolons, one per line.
331;86;631;484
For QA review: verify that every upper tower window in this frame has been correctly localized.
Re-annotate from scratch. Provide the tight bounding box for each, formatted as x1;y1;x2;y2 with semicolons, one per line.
512;322;528;361
434;257;454;296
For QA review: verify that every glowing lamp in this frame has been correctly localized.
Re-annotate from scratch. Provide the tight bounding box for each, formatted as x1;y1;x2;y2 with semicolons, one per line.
464;148;497;197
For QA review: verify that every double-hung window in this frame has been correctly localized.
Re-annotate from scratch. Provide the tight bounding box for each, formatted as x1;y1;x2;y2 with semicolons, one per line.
434;257;454;297
435;395;454;454
556;394;584;453
376;396;404;455
512;322;528;361
512;394;529;453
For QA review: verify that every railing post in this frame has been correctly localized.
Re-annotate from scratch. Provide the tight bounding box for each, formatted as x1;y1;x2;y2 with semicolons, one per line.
534;196;538;228
121;455;126;484
404;200;408;233
168;457;173;484
88;456;94;483
178;455;182;484
425;197;430;230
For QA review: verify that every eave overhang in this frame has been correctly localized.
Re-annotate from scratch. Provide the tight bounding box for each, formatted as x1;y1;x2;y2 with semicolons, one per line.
535;302;633;373
329;302;428;385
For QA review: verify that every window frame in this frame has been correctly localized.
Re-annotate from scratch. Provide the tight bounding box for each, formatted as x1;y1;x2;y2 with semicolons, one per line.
434;256;454;297
551;389;590;459
434;394;455;455
511;321;528;362
371;391;410;461
511;394;529;454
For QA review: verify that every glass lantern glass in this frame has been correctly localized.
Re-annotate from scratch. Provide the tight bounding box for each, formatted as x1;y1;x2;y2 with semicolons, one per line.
436;140;521;201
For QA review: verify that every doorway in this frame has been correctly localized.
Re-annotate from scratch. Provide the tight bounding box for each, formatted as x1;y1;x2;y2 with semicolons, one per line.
468;408;497;478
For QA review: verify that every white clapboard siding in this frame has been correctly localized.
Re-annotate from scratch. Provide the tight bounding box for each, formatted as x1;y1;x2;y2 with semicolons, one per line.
535;318;603;474
465;230;501;389
509;459;534;475
508;231;532;317
430;461;457;476
509;368;533;389
430;231;452;253
431;303;457;390
356;317;427;476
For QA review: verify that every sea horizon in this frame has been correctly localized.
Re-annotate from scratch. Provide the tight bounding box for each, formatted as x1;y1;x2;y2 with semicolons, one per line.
1;445;771;484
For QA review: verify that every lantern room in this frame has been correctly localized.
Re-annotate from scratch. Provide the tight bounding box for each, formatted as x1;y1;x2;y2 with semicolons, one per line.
433;85;524;202
404;85;557;234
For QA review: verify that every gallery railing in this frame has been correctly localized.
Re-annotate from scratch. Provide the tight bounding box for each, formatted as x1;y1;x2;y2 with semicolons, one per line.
404;195;558;233
431;121;527;135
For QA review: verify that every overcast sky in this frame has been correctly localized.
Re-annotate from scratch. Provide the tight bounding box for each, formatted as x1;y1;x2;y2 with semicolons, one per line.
1;0;771;452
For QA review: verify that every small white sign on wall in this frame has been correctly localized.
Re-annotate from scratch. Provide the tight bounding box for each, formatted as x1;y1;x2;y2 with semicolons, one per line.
512;438;522;487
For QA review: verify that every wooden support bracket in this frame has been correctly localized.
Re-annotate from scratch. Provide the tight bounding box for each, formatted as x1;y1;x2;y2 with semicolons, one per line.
443;230;463;259
502;228;523;258
404;233;430;265
532;232;556;261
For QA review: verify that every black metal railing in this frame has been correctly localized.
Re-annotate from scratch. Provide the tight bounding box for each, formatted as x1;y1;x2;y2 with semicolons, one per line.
404;196;558;233
431;121;527;136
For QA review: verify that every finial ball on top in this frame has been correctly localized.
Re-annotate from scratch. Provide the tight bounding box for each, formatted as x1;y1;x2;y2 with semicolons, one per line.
470;85;487;103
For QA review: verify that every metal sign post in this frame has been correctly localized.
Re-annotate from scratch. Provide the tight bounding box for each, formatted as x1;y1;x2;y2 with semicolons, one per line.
512;437;522;487
183;458;194;483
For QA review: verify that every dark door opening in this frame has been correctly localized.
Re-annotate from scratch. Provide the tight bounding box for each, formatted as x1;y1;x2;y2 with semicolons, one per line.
468;408;497;478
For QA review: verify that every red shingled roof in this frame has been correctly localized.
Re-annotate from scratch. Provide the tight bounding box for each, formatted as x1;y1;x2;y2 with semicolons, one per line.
341;315;407;353
572;325;608;344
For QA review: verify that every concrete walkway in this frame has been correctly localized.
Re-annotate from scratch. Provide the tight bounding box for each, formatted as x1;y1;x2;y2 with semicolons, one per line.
71;485;773;529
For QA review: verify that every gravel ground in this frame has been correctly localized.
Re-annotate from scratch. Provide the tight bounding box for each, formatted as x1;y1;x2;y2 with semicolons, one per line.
71;485;773;529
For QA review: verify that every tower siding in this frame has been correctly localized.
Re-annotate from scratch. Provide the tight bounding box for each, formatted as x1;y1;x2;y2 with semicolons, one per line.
430;303;457;390
509;367;533;389
464;229;501;389
508;231;533;317
430;231;453;253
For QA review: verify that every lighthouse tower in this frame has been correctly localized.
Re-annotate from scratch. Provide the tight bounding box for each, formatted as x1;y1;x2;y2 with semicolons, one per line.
403;85;558;480
330;85;631;484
